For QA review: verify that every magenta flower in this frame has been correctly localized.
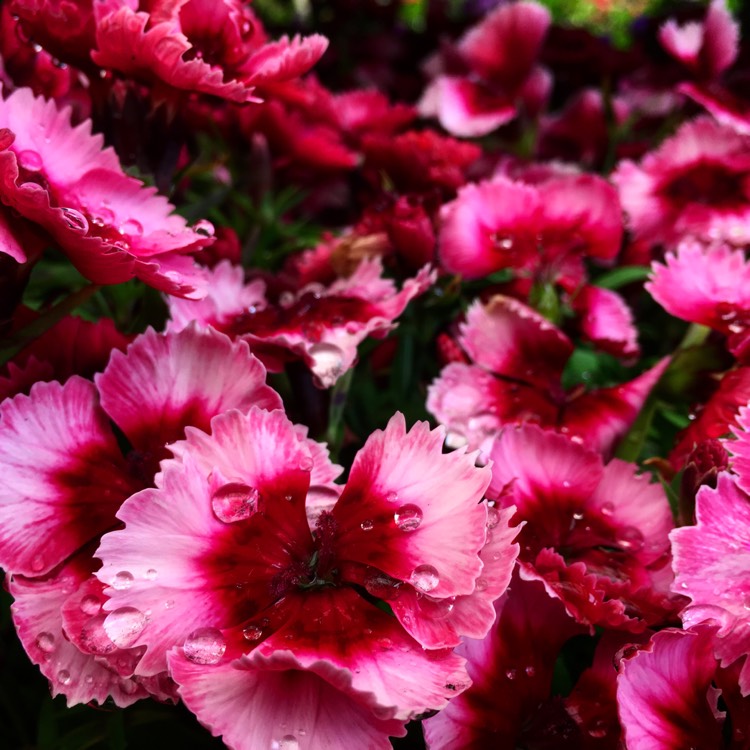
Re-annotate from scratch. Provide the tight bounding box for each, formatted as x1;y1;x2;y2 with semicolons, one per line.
486;425;678;630
0;87;211;296
168;258;435;387
419;1;551;137
0;326;282;704
93;410;519;747
438;173;622;281
614;117;750;249
427;295;665;456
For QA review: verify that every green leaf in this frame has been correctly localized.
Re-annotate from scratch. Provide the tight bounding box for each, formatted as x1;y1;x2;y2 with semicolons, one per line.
594;265;651;290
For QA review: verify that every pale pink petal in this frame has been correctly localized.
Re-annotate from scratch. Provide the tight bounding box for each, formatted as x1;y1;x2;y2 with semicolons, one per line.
647;241;750;332
458;295;573;388
332;413;491;598
95;326;281;466
10;556;147;707
0;378;139;576
727;406;750;493
243;34;329;85
671;474;750;692
572;285;640;360
702;0;740;77
169;648;405;750
617;628;723;749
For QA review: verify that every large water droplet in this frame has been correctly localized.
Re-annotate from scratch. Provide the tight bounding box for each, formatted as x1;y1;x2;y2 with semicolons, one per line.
104;607;147;648
242;624;263;642
57;669;72;686
394;504;423;532
616;526;644;553
486;506;500;529
90;206;114;226
364;571;402;600
80;595;101;615
80;613;117;655
119;218;143;236
144;568;158;581
112;571;134;590
183;627;226;664
30;554;45;573
194;219;215;237
36;632;55;653
61;207;89;232
410;564;439;593
416;594;455;620
272;736;299;750
211;483;259;523
309;342;344;387
17;149;42;171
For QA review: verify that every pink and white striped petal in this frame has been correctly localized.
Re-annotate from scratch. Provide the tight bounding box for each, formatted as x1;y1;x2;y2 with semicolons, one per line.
332;414;491;598
0;377;139;576
169;648;405;750
10;556;147;707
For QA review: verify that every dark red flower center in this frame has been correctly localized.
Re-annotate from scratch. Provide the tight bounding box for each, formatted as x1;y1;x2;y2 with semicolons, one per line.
663;161;748;207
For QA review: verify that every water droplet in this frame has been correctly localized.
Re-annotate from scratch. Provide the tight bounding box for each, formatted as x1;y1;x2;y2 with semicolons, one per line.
118;678;140;696
61;207;88;232
30;554;45;572
385;491;398;503
144;568;157;581
486;506;500;529
562;480;571;489
164;599;175;609
119;218;143;236
298;455;314;472
80;595;101;615
183;627;226;664
505;668;517;680
410;564;439;593
364;571;402;600
475;577;488;592
80;613;117;654
360;519;374;531
36;632;55;653
273;736;299;750
416;594;455;620
17;150;42;171
104;607;147;648
112;571;134;590
588;721;608;738
309;342;344;387
616;526;644;553
394;504;423;532
445;430;468;449
524;665;536;677
600;502;614;516
194;219;215;237
242;625;263;642
57;669;71;686
211;483;259;523
679;581;689;590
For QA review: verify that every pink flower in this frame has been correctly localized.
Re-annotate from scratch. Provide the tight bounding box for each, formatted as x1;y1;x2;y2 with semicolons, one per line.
168;258;435;387
427;295;665;456
438;173;622;281
613;117;750;248
419;1;551;137
486;425;678;630
92;0;327;103
0;326;282;704
0;87;212;296
94;410;518;747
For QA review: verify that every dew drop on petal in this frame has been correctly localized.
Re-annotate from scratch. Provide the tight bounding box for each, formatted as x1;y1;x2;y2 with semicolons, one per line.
616;526;644;553
272;736;299;750
61;207;89;232
144;568;158;581
36;632;55;653
119;218;143;236
394;504;423;532
80;595;101;615
211;483;259;523
298;455;314;472
410;564;439;593
104;606;147;648
364;571;402;600
112;571;134;590
445;430;468;449
385;491;398;503
164;599;175;609
600;502;614;516
183;627;226;664
416;594;455;620
486;507;500;529
194;219;215;237
505;668;517;680
525;665;536;677
360;519;374;531
57;669;72;686
80;613;117;655
17;150;42;171
30;554;45;573
475;577;488;592
309;342;344;387
242;625;263;642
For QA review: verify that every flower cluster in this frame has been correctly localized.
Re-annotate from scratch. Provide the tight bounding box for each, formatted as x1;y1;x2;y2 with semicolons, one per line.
4;0;750;748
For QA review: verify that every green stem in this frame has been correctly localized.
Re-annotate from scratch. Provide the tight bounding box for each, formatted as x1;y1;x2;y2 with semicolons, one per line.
325;367;354;461
0;283;100;366
677;322;711;351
